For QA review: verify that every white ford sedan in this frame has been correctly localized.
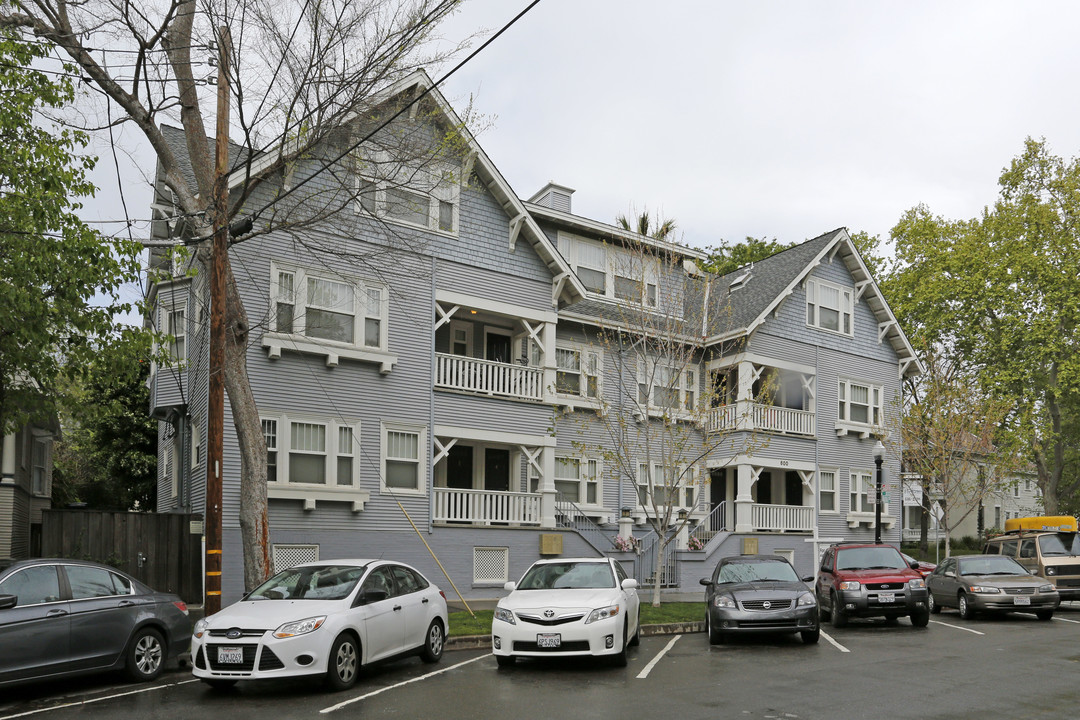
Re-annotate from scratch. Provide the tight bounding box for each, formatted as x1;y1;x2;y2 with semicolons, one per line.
492;557;640;667
191;559;447;691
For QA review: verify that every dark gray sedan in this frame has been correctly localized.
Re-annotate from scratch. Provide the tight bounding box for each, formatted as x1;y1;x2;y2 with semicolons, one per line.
0;558;192;687
926;554;1059;620
700;555;819;644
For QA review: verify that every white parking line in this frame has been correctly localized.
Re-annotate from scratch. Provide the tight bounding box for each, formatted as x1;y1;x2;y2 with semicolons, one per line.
320;654;486;714
636;634;681;679
0;679;200;720
930;620;985;635
1052;616;1080;624
819;630;850;653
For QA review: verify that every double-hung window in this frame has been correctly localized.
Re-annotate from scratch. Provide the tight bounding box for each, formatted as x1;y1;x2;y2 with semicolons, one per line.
563;233;660;307
31;437;48;496
356;165;460;235
556;346;600;399
272;263;388;351
575;240;607;294
806;279;853;335
554;456;601;505
637;463;695;508
819;469;837;512
838;379;882;427
383;423;425;494
261;414;361;487
165;305;186;364
849;470;873;513
639;360;697;412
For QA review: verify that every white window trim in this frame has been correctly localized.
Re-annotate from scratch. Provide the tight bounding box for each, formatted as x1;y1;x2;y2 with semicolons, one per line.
806;278;854;336
263;260;397;373
381;421;427;497
263;412;369;511
30;435;49;497
554;342;602;403
355;166;461;238
638;358;698;416
553;454;604;510
561;232;661;309
846;468;895;528
818;468;839;515
163;302;187;366
635;462;699;513
190;422;202;471
835;378;884;436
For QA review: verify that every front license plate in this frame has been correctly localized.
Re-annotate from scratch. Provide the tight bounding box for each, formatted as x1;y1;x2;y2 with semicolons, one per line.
536;633;561;649
1013;596;1031;606
878;593;895;603
217;646;244;664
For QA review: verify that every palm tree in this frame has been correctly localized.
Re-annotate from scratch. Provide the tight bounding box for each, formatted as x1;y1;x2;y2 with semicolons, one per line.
615;207;677;241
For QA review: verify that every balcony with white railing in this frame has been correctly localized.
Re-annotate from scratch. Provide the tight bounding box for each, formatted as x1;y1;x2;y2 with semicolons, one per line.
706;402;815;437
751;503;814;532
902;527;946;542
433;487;542;526
435;353;543;402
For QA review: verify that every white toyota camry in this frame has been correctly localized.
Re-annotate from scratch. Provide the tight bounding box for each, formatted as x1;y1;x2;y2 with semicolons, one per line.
191;559;447;691
492;557;640;666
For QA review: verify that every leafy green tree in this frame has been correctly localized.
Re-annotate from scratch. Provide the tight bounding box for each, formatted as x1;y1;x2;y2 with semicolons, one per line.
52;329;159;511
886;138;1080;513
701;236;794;276
0;27;141;462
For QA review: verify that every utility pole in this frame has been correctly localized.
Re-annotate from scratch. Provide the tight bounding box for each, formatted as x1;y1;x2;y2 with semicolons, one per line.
205;24;231;616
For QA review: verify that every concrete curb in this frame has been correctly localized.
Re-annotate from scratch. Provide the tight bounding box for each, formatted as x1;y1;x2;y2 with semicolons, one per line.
446;621;704;652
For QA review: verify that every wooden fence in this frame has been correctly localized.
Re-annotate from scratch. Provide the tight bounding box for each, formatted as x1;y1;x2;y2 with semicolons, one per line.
41;510;203;605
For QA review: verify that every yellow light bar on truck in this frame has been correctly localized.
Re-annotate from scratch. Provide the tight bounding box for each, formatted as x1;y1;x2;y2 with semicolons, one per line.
1004;516;1078;533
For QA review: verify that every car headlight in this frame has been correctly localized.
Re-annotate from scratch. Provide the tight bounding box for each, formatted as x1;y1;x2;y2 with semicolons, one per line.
493;606;516;625
1046;567;1057;576
908;578;926;589
967;585;1001;594
273;616;326;638
1040;584;1055;593
193;618;208;639
585;604;621;624
839;581;861;591
712;595;736;608
798;592;816;606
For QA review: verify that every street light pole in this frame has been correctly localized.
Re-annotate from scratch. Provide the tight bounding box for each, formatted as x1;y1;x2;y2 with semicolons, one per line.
873;440;885;545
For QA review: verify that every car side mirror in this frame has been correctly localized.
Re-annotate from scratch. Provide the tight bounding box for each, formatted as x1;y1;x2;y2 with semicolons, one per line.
504;581;517;592
910;561;920;570
621;579;638;590
353;588;388;607
0;594;15;610
699;578;712;587
802;576;815;583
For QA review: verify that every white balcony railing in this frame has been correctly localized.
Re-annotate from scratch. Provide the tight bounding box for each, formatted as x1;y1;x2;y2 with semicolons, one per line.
706;402;815;436
433;487;542;525
751;503;814;532
902;527;947;541
435;353;542;401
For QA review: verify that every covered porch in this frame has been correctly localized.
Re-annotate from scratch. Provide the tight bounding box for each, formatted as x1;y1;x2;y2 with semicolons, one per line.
705;357;815;437
707;463;816;534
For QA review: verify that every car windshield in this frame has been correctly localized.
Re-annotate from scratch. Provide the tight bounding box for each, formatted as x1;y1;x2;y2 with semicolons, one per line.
247;564;366;601
517;562;615;590
716;562;798;584
836;547;906;571
958;556;1026;576
1039;533;1080;557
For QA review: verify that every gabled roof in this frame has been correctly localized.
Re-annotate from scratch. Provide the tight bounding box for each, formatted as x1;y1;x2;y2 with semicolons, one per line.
706;228;922;378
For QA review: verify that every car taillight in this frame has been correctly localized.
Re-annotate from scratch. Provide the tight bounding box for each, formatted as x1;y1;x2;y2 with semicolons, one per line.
440;590;446;600
173;601;189;615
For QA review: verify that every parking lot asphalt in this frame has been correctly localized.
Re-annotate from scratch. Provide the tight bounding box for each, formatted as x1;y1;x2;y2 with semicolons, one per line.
4;602;1080;720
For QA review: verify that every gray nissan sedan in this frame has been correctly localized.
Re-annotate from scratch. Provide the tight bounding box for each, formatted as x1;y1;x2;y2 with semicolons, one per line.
700;555;819;645
0;558;191;688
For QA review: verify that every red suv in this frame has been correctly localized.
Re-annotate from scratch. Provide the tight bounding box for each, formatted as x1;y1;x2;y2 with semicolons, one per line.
815;543;929;628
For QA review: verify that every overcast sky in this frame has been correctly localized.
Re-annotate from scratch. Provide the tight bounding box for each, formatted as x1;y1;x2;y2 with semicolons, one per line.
85;0;1080;272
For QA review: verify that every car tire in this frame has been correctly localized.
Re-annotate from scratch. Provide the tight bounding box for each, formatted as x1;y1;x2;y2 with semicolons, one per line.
420;620;444;663
325;633;360;691
958;593;975;620
125;627;166;682
1037;610;1054;621
706;612;723;645
830;593;848;629
928;592;940;614
910;608;930;628
202;679;238;691
800;629;820;644
628;608;641;647
610;620;628;667
495;654;516;667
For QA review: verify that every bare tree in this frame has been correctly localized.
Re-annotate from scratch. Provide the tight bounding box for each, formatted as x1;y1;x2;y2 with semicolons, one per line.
1;0;475;590
900;347;1020;557
559;237;765;606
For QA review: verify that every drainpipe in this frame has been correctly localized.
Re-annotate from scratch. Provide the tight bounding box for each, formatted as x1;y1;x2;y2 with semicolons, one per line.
428;255;437;533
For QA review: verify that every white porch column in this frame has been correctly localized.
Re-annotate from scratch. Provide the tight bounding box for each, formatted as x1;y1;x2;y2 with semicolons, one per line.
541;321;557;401
734;463;755;533
736;360;755;431
539;445;557;528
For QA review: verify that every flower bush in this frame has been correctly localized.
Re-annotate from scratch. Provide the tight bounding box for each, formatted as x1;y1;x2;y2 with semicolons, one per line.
613;534;641;552
687;535;705;551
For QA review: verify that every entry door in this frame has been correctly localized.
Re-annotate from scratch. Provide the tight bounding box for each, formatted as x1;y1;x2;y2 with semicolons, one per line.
709;469;727;531
485;332;511;364
485;448;510;491
446;445;473;489
785;471;803;506
757;471;773;505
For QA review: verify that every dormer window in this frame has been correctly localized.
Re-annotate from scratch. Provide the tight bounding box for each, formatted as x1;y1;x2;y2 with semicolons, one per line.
806;279;853;335
355;156;460;235
561;232;660;308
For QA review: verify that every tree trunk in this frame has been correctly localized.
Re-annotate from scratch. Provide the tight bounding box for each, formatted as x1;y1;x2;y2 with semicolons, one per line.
651;538;663;607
